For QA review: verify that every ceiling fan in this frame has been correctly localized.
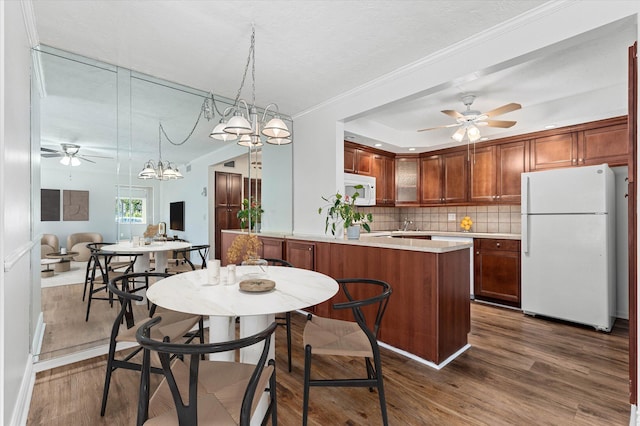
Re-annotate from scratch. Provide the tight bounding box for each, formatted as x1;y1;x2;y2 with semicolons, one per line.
417;94;521;142
41;143;112;166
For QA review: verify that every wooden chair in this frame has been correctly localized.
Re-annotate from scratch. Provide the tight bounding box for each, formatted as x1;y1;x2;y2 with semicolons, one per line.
263;258;294;372
165;244;210;274
136;318;278;426
100;272;204;417
302;278;392;426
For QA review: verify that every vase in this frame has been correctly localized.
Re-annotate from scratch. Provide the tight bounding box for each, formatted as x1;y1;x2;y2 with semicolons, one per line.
253;222;261;233
346;225;361;240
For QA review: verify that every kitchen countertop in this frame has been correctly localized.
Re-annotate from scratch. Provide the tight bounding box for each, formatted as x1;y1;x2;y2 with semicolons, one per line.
367;230;521;240
222;229;474;254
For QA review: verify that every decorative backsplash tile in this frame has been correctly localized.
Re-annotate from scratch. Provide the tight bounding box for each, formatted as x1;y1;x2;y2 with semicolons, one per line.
359;205;521;234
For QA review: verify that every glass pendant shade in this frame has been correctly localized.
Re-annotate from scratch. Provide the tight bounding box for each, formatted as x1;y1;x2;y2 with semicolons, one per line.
70;157;81;167
210;121;238;141
261;117;291;138
60;156;70;166
266;136;292;145
237;134;263;147
224;113;252;136
467;125;481;142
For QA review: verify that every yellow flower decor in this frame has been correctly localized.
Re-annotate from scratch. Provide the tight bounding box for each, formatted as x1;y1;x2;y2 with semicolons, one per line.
227;233;262;264
460;216;473;232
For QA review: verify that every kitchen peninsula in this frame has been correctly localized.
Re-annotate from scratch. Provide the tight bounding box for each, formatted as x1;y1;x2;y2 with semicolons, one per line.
221;229;472;367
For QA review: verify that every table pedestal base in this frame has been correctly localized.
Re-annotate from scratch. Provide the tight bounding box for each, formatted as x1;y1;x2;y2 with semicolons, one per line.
54;260;70;272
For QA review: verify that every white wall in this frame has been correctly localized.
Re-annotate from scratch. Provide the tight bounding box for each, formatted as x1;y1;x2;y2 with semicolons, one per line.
1;1;37;424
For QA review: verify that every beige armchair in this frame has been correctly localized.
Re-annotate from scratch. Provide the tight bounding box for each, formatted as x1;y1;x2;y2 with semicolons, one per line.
67;232;103;261
41;234;59;258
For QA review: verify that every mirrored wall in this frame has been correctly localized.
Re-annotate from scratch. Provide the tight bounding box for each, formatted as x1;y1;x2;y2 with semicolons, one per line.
32;46;293;362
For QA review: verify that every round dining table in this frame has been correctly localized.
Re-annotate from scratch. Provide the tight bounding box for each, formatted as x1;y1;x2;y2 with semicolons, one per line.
101;240;190;274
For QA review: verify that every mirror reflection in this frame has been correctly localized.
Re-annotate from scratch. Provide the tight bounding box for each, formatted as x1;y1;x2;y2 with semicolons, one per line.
35;46;293;363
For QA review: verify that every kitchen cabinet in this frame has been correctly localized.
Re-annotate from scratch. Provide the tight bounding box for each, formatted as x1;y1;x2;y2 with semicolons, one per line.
420;150;467;205
474;238;521;307
395;156;420;205
470;141;528;203
259;236;285;260
344;142;373;175
530;118;628;170
372;153;395;205
214;171;242;259
285;240;315;270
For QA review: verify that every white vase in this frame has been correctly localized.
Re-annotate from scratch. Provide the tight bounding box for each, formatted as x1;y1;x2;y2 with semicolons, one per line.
346;225;360;240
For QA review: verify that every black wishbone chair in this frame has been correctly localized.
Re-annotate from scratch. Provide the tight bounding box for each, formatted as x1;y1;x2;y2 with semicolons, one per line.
263;258;294;372
302;278;392;426
165;244;210;274
100;272;204;417
136;318;278;426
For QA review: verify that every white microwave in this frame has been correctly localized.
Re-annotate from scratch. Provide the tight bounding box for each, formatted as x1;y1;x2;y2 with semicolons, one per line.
344;173;376;206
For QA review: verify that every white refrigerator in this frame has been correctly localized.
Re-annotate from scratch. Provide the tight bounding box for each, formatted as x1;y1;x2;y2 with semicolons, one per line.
521;164;616;331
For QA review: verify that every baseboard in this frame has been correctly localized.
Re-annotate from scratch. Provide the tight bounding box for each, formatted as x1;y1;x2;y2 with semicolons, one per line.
378;341;471;370
31;312;45;363
12;354;36;426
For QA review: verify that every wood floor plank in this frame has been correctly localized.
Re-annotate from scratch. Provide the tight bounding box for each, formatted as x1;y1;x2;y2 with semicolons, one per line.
28;302;630;425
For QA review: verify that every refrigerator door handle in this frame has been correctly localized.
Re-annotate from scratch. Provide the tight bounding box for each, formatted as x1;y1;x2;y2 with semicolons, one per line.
522;176;529;254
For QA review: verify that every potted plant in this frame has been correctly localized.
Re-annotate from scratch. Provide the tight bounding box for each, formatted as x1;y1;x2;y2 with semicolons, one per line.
318;186;373;239
237;198;264;232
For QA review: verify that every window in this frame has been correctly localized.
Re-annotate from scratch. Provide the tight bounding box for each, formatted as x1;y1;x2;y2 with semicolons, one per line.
116;196;147;224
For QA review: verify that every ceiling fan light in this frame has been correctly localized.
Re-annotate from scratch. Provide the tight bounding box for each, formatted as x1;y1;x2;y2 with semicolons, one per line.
70;157;81;167
261;117;291;138
451;127;466;142
224;113;252;136
60;156;71;166
467;125;481;142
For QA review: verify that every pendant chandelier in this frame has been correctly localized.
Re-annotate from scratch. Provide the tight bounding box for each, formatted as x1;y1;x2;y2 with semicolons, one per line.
208;27;292;146
138;124;184;180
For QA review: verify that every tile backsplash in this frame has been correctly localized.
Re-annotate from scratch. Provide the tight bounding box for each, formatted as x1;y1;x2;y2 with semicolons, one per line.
360;205;521;234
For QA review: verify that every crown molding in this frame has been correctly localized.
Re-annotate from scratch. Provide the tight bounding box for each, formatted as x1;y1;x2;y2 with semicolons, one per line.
20;0;39;48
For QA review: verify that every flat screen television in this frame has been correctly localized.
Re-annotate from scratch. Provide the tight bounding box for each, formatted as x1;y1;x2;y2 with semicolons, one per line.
169;201;185;231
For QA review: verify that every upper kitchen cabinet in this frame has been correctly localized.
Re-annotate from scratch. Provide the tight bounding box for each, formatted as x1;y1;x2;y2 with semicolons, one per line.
470;141;528;204
344;141;374;175
396;156;420;205
530;116;628;170
372;153;395;206
421;150;467;205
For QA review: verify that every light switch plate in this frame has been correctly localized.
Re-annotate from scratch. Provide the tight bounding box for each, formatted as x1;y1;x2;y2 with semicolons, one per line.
447;213;456;221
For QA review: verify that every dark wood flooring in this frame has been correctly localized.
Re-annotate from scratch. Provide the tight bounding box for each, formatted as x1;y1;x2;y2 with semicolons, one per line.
28;302;630;425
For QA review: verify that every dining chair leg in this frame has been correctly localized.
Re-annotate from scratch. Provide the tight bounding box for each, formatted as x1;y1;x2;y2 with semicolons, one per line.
302;344;312;426
286;311;292;372
100;342;117;416
374;352;389;426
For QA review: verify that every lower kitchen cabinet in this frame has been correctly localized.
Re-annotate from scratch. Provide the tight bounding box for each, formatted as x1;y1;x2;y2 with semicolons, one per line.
285;240;315;270
474;238;521;307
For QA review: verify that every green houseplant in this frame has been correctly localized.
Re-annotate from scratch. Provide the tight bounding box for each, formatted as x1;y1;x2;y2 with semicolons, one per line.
318;186;373;239
237;198;264;231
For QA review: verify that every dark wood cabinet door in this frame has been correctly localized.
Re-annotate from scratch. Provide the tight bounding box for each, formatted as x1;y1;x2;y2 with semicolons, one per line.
356;149;373;175
474;239;521;306
372;154;395;205
470;146;496;203
214;172;243;259
260;237;284;260
396;156;420;204
344;145;356;173
420;155;443;204
497;141;528;203
530;133;577;170
442;151;468;203
579;123;629;166
285;240;315;270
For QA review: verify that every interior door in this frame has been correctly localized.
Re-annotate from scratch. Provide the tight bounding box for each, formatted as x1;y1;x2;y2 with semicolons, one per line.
627;41;637;405
214;172;242;259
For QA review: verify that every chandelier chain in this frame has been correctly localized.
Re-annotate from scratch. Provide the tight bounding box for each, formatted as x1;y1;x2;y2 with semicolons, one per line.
233;26;255;107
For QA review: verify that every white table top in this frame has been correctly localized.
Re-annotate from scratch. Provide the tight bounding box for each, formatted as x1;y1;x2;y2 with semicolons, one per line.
101;240;190;253
146;266;339;317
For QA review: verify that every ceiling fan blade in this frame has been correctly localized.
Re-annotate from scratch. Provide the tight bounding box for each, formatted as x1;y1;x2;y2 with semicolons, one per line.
41;147;61;153
77;156;96;164
441;109;463;119
485;119;517;128
82;154;114;159
417;123;462;132
483;103;521;118
42;152;64;158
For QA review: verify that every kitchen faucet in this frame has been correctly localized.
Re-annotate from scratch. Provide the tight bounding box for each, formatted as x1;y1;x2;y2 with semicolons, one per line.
402;218;413;231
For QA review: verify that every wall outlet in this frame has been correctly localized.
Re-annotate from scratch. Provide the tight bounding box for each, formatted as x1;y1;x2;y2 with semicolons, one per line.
448;213;456;221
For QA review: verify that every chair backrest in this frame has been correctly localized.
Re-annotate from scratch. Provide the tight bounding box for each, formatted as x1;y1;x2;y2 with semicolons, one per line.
172;244;210;270
334;278;392;346
67;232;104;261
136;319;277;426
263;258;293;267
107;272;170;331
41;234;59;258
